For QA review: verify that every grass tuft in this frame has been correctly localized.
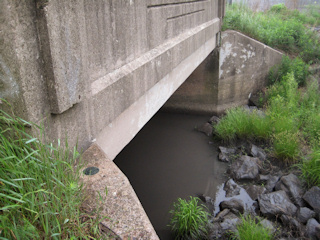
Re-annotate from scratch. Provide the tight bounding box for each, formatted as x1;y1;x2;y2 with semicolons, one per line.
231;215;273;240
0;100;102;239
169;196;209;240
298;149;320;188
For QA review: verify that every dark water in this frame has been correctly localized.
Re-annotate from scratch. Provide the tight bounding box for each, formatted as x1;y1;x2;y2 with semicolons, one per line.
114;111;228;239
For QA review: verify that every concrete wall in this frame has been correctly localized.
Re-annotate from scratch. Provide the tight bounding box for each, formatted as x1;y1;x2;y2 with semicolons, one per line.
165;30;283;114
0;0;224;157
218;30;283;112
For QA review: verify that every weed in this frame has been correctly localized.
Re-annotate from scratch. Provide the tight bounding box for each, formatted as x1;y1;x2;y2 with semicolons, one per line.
298;149;320;187
273;131;301;162
169;196;208;240
0;101;102;239
223;3;320;63
231;215;273;240
268;56;309;86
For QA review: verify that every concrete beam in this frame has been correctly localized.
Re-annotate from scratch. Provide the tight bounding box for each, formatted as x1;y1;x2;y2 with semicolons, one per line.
96;20;218;160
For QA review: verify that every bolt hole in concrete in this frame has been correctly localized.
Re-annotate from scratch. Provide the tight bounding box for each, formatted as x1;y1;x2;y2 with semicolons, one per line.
114;111;228;239
83;166;99;176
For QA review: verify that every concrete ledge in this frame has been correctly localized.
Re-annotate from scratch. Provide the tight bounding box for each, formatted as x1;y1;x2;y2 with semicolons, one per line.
80;144;159;240
96;32;217;160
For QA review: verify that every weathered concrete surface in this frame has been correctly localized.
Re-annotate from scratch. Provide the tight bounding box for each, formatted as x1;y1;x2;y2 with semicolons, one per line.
164;30;283;114
217;30;283;112
81;144;159;239
0;0;224;153
163;48;220;114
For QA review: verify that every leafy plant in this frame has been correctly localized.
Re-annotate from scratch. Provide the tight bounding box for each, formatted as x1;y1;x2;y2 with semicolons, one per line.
169;196;209;240
231;215;273;240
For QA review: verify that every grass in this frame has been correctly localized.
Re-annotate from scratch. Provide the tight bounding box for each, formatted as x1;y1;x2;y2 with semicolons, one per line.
214;107;272;142
231;215;273;240
0;101;102;239
169;196;209;240
222;3;320;63
214;72;320;165
268;56;309;86
299;149;320;188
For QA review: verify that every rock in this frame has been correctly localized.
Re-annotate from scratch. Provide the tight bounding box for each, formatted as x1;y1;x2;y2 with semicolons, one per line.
250;144;267;161
297;207;316;224
199;195;215;213
209;115;220;125
280;215;301;231
245;184;267;200
219;212;241;232
220;199;245;214
306;218;320;240
260;219;276;234
258;190;298;217
208;222;222;239
197;122;213;136
259;173;281;192
224;179;241;197
316;224;320;239
213;208;230;222
303;186;320;214
218;146;236;163
275;174;305;207
230;155;260;180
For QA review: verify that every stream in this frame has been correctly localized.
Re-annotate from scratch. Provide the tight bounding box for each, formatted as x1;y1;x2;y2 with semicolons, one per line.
114;111;228;239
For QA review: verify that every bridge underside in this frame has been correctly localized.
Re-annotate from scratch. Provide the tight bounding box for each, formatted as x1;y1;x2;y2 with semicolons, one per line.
96;20;219;160
0;0;224;155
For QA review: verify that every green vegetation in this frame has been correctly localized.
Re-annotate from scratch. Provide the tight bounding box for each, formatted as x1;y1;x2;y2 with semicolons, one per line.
299;149;320;188
222;3;320;63
214;107;272;142
216;2;320;186
0;102;102;239
169;196;209;240
214;73;320;174
268;56;309;86
231;215;273;240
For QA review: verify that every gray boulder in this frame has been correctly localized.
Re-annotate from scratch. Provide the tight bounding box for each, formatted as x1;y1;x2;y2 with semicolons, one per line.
218;146;236;163
258;190;298;217
245;184;267;200
213;208;230;222
250;144;267;161
259;173;282;192
209;115;220;125
303;186;320;214
280;215;301;231
306;218;320;240
224;179;241;197
230;155;260;180
275;173;305;207
260;219;277;234
220;199;245;215
219;212;241;233
297;207;316;224
197;122;213;136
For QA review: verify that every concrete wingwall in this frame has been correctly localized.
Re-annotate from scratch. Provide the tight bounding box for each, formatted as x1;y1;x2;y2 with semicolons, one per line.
0;0;224;157
164;30;283;114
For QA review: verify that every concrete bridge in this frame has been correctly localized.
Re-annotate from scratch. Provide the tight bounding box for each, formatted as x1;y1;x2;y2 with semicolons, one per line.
1;0;226;159
1;1;286;238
